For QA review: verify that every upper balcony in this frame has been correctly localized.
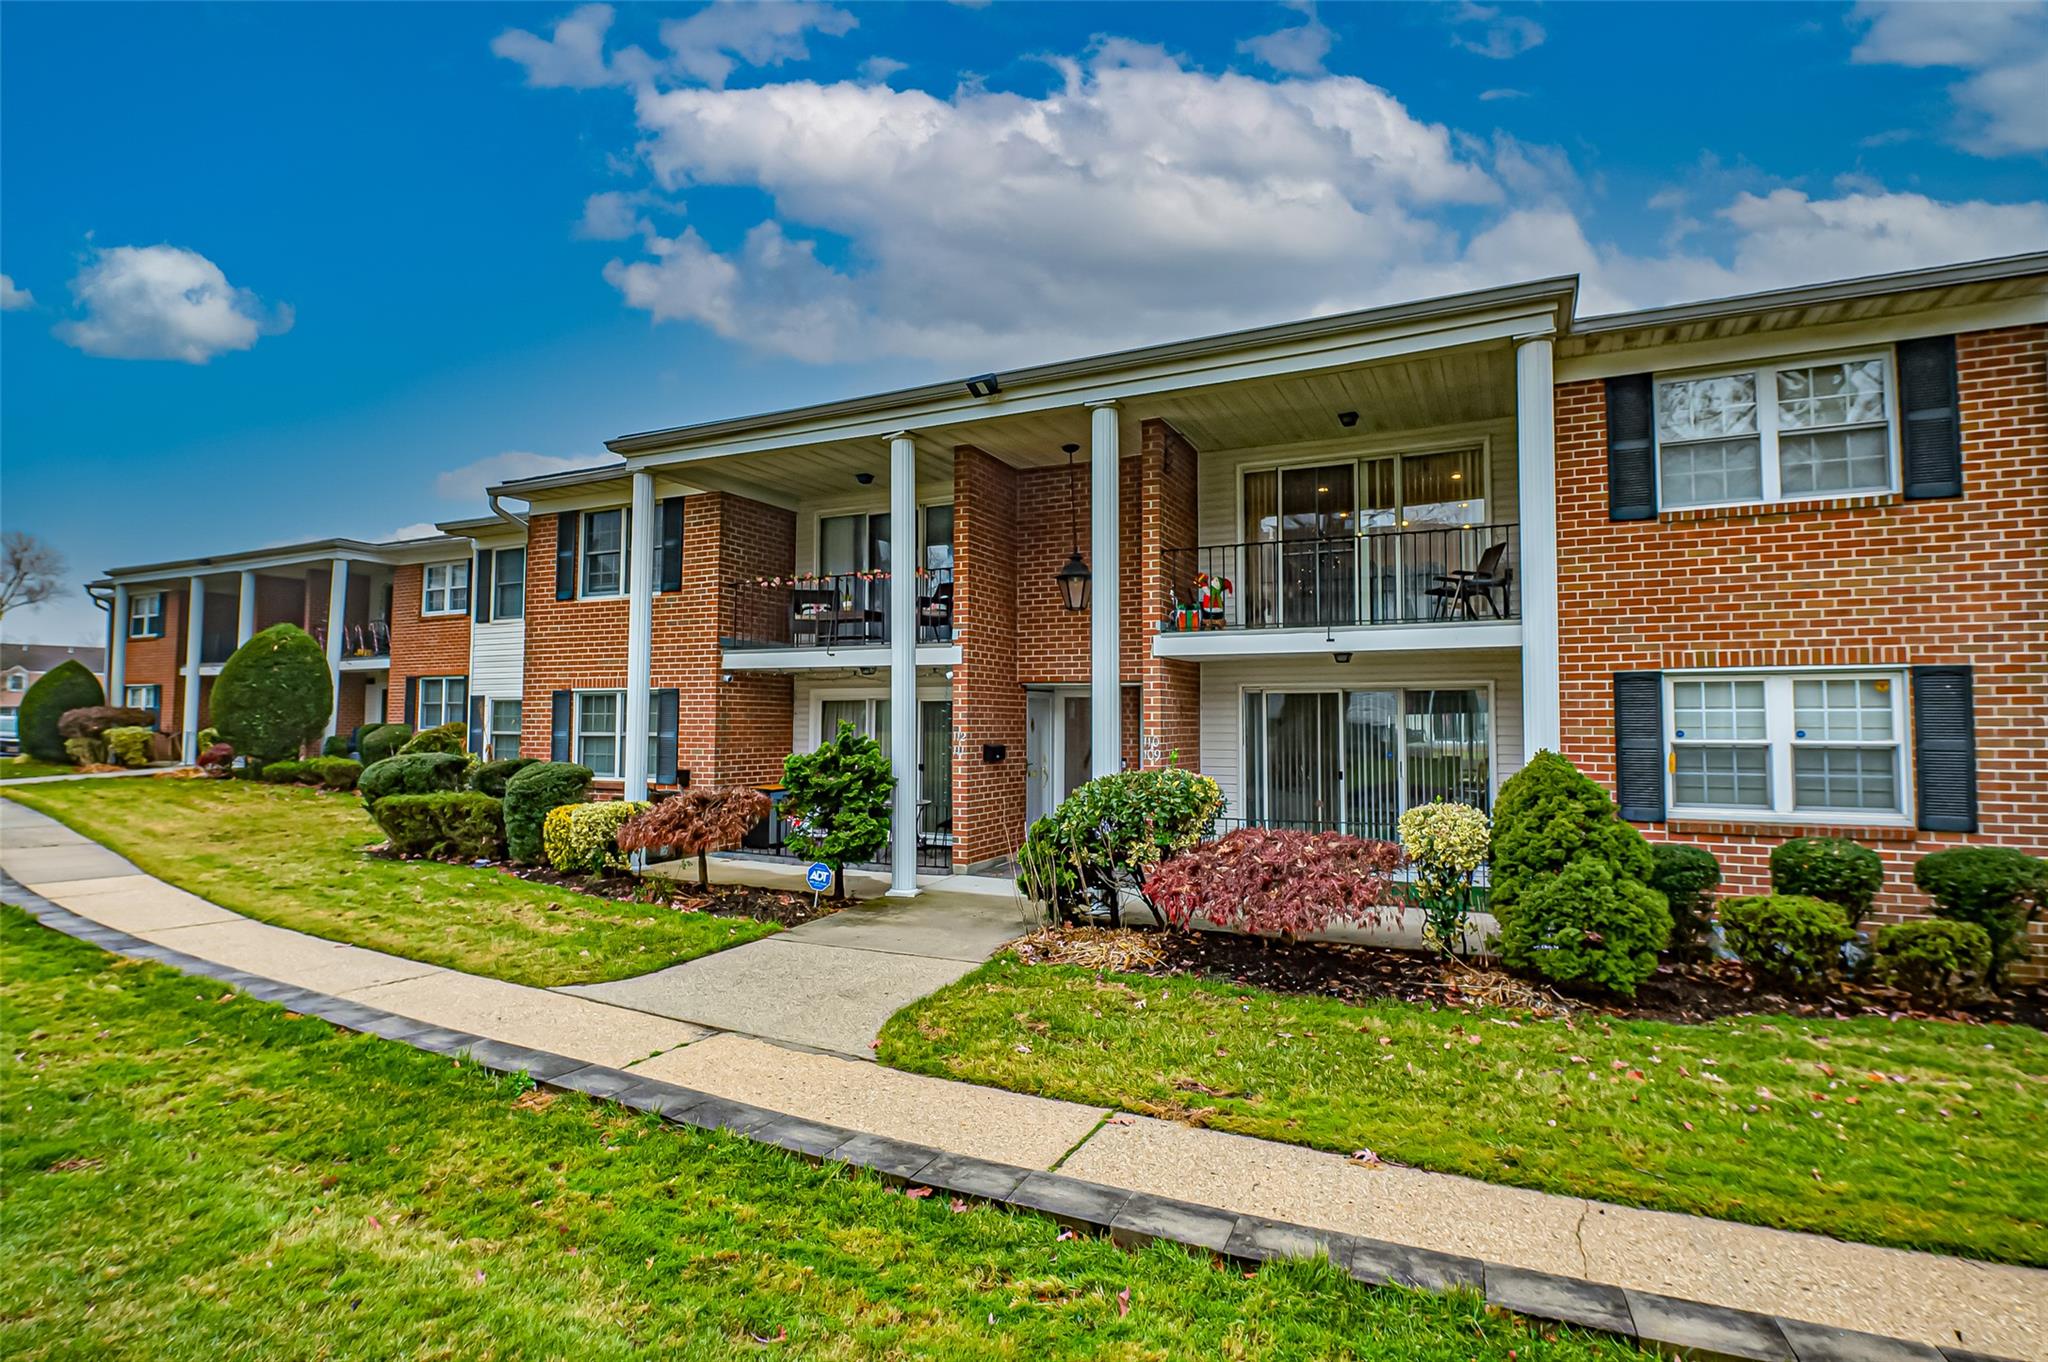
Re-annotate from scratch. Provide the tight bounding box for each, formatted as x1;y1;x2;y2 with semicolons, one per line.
722;566;960;669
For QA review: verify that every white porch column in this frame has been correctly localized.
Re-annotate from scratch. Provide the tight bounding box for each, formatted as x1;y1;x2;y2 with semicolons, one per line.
1515;334;1560;759
237;569;257;644
1088;400;1122;779
887;432;920;897
180;578;205;762
108;583;128;703
623;468;657;801
323;559;348;739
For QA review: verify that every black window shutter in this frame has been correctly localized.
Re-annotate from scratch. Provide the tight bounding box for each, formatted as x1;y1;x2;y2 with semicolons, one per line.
1899;335;1962;500
1607;373;1658;521
1613;671;1666;822
551;690;572;762
657;498;685;593
655;688;679;784
1911;666;1976;832
472;549;494;624
554;513;578;601
468;695;485;755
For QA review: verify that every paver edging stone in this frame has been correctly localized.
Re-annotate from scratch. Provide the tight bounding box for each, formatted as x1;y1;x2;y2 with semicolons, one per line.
0;871;2026;1362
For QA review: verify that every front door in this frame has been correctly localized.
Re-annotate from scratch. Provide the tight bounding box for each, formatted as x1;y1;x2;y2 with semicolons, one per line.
1025;690;1092;823
1025;692;1055;823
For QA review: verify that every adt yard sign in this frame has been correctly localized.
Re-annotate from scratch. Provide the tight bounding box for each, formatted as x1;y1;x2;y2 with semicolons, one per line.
805;862;834;894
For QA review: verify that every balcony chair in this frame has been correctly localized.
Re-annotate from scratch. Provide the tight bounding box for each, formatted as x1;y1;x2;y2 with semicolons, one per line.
789;586;836;647
918;580;954;642
1425;540;1512;620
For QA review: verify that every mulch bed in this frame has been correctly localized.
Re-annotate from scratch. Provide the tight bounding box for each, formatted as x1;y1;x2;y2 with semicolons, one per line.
1015;926;2048;1030
495;863;834;929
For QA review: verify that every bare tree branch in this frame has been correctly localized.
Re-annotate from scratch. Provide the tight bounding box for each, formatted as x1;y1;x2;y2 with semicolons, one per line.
0;532;67;620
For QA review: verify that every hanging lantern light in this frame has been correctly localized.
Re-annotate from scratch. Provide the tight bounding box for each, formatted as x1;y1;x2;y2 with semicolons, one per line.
1054;442;1090;612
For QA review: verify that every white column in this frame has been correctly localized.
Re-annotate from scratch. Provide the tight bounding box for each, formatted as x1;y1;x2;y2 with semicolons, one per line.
181;577;205;761
623;468;656;801
1515;334;1560;760
108;583;128;703
1088;401;1122;779
237;570;257;644
887;432;919;897
323;559;348;739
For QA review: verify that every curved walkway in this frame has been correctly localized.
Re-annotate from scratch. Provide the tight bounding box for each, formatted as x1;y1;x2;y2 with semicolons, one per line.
1;797;2040;1361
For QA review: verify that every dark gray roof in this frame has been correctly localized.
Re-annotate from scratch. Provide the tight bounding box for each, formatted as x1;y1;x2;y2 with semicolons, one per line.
1;642;105;675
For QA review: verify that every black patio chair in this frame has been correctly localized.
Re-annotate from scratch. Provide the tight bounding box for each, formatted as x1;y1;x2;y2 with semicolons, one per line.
1426;540;1512;620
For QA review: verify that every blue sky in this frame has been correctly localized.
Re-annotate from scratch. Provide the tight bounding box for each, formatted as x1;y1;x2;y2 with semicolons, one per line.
4;1;2044;644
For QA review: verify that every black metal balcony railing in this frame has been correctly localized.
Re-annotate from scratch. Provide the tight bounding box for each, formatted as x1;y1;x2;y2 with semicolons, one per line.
1160;523;1519;632
308;621;392;658
723;567;954;651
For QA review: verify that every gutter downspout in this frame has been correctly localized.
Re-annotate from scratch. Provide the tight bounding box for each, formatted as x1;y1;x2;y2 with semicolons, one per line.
488;492;528;531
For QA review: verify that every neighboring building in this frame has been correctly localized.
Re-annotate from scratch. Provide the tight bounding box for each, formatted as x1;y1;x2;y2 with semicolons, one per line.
93;251;2048;968
0;643;106;750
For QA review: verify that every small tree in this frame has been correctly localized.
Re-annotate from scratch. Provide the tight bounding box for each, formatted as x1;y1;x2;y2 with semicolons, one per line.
783;720;895;899
617;787;772;888
210;623;333;764
0;531;65;620
16;659;103;762
1399;800;1492;957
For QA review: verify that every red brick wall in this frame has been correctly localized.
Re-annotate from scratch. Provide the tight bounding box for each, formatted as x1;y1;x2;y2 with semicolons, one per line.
707;493;796;787
253;574;304;633
1555;324;2048;968
1012;453;1141;686
952;446;1026;865
386;562;473;726
120;585;186;732
1138;419;1202;769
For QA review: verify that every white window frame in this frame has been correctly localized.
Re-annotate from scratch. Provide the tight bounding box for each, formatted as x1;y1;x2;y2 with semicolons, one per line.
486;697;522;762
417;675;468;730
1665;669;1912;826
124;684;162;712
129;591;164;638
4;672;23;691
1653;349;1899;512
421;562;470;616
573;689;659;780
491;548;526;620
580;509;629;599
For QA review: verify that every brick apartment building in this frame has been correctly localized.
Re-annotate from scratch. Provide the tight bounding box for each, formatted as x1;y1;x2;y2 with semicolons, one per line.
97;252;2046;960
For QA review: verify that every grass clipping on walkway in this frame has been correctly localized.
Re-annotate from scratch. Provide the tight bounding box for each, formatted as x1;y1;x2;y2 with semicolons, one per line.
0;908;1635;1362
878;954;2048;1267
1;778;777;987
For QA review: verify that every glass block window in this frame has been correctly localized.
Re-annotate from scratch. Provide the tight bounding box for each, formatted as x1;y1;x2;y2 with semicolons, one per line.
1657;353;1893;508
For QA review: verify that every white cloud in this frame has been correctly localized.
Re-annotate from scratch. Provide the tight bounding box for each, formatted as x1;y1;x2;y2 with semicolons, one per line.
577;190;645;239
0;273;31;310
1449;3;1545;60
1238;1;1335;77
1852;2;2048;154
1478;87;1528;101
434;451;620;499
54;244;290;364
493;3;642;88
659;1;856;88
383;523;443;542
858;55;907;84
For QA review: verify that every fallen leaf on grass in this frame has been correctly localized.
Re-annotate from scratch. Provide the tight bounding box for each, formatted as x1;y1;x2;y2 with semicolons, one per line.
904;1186;932;1199
1116;1287;1131;1317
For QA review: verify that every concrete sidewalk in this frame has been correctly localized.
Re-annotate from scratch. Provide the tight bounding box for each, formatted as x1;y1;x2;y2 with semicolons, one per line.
3;795;2042;1360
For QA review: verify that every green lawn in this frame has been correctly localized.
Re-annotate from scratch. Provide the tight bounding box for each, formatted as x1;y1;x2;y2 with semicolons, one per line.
0;756;83;782
878;956;2048;1267
1;778;777;987
0;909;1630;1362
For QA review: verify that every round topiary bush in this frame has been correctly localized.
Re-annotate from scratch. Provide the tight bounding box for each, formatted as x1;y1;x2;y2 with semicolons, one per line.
468;757;538;798
1649;843;1722;961
503;761;594;865
1873;919;1993;1006
1488;750;1654;921
357;752;468;806
1496;858;1673;996
321;734;351;758
1769;837;1885;926
358;724;411;765
17;659;104;762
1912;846;2047;984
400;721;466;755
211;624;333;764
1719;894;1854;995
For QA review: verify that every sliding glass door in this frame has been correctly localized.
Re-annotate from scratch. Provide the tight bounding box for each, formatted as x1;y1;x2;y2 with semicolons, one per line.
1241;687;1490;840
817;696;952;841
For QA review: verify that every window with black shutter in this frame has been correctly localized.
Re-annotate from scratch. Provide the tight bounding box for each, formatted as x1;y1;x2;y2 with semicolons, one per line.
550;690;572;762
1898;335;1962;500
656;498;685;594
1911;666;1976;832
1613;671;1665;822
1607;374;1657;521
554;513;578;601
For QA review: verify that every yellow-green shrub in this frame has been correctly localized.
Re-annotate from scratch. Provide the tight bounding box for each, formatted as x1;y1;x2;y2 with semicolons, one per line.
543;800;650;874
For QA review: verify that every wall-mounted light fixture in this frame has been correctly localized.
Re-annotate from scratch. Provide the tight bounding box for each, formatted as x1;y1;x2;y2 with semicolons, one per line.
1054;442;1091;612
854;471;875;485
965;373;1001;398
1332;652;1353;664
1337;410;1359;428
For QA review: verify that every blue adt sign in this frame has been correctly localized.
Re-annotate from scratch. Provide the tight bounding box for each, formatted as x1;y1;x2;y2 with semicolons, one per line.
805;862;834;893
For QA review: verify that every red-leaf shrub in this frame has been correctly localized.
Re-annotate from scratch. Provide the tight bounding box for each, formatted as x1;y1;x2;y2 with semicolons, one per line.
616;786;772;887
196;742;235;777
1143;828;1404;938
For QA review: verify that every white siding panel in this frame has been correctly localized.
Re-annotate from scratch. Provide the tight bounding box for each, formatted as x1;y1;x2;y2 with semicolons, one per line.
1197;648;1523;821
468;619;525;698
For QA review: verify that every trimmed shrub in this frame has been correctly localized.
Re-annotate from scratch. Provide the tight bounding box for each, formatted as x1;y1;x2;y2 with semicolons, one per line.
1398;801;1491;956
1016;816;1083;921
196;742;235;777
304;756;363;791
503;761;594;866
400;721;466;756
1144;827;1401;939
17;660;104;762
359;724;413;766
1873;920;1993;1006
103;726;155;768
321;734;351;758
1650;844;1723;961
373;792;504;861
1912;846;2048;983
1498;859;1673;996
616;787;771;887
1770;837;1885;927
1720;894;1854;995
783;721;897;898
260;760;309;785
196;726;221;752
57;706;156;741
357;752;468;806
211;624;332;763
468;757;538;799
1488;751;1654;920
62;737;99;766
543;800;649;874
